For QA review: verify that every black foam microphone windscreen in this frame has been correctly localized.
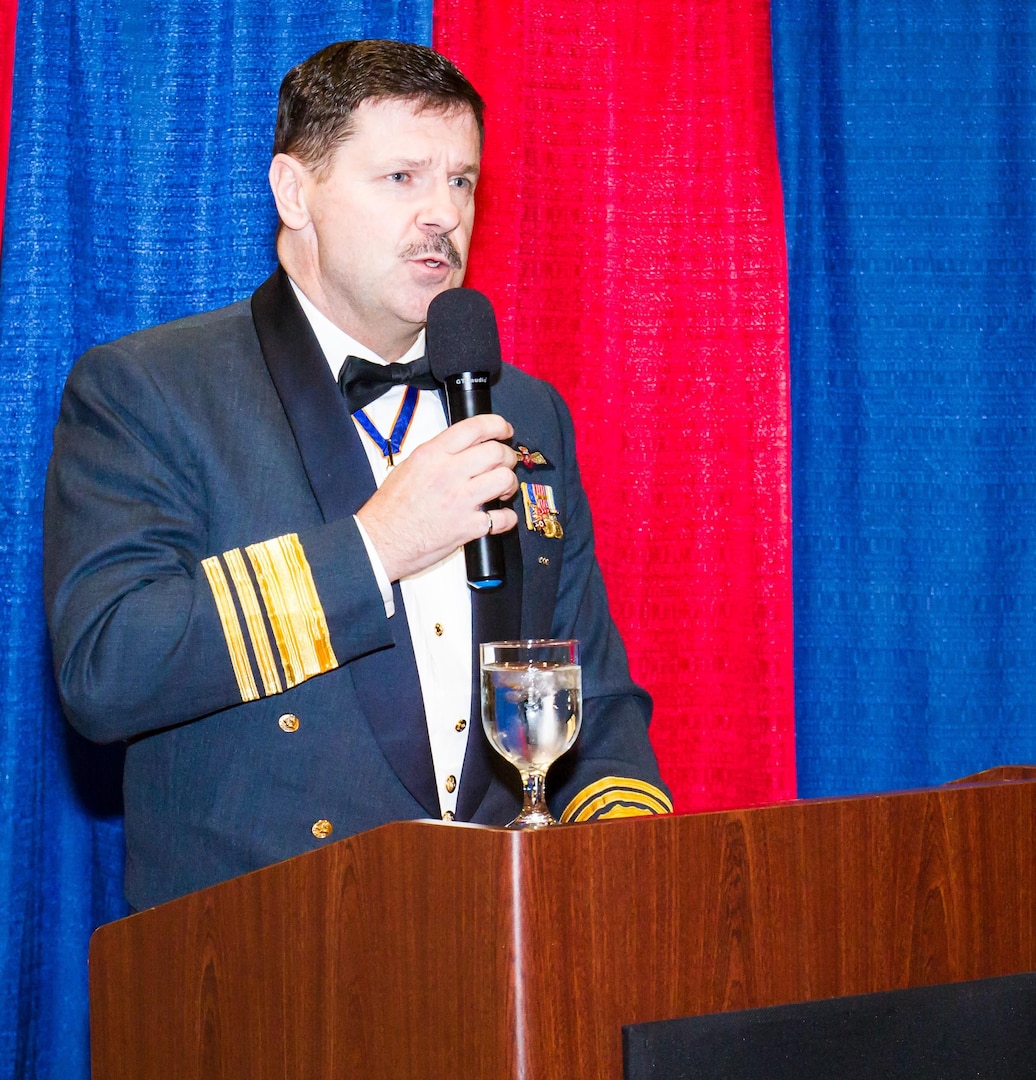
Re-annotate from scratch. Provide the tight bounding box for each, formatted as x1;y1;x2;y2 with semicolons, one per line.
427;287;502;381
427;288;505;590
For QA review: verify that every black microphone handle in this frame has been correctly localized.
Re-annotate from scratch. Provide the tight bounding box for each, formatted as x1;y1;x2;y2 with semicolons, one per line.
442;372;505;590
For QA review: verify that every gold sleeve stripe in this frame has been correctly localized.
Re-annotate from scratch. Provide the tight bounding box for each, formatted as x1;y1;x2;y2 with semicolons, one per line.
224;546;283;698
246;533;338;688
560;776;674;823
201;554;260;703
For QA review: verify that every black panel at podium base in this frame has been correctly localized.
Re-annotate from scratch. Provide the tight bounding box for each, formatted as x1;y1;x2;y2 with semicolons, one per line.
623;973;1036;1080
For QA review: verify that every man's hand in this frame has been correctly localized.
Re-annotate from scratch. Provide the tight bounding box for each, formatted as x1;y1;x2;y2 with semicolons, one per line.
356;413;520;582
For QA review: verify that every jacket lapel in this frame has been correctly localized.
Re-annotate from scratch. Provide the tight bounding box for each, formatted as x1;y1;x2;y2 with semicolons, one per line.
250;268;440;817
250;267;372;520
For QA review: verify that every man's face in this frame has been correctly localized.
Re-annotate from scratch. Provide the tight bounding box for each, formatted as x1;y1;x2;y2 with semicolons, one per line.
294;97;481;359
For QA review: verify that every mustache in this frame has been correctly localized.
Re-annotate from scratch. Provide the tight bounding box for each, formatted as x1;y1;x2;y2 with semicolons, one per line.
401;233;463;270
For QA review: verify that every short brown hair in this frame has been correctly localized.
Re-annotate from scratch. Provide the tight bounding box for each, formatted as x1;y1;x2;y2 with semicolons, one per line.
273;39;485;177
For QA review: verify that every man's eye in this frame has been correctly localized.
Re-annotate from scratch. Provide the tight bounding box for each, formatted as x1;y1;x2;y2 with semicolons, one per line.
387;172;409;183
449;176;472;189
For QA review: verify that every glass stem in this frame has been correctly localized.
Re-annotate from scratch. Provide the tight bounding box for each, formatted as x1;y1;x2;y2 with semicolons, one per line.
522;770;547;814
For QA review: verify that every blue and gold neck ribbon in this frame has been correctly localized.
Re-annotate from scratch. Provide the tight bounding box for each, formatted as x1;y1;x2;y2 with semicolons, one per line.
354;384;421;466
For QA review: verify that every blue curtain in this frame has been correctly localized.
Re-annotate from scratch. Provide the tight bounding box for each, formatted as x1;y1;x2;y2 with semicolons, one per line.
0;3;429;1077
772;3;1036;796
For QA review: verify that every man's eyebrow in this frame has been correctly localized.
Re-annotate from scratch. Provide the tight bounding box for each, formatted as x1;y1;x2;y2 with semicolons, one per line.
385;157;433;170
382;157;480;176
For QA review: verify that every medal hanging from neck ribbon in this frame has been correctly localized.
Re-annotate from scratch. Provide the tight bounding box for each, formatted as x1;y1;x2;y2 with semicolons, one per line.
354;384;421;467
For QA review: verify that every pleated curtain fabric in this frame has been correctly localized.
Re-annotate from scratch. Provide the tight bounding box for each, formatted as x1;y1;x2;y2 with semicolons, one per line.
434;0;798;814
771;1;1036;796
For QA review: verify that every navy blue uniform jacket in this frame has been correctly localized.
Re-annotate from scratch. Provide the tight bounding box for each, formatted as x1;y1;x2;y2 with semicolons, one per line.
44;268;671;910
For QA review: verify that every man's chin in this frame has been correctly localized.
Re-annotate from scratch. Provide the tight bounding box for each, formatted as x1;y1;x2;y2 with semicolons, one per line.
414;276;466;320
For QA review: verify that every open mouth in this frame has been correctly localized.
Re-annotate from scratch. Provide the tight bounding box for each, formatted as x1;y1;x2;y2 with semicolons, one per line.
402;235;463;271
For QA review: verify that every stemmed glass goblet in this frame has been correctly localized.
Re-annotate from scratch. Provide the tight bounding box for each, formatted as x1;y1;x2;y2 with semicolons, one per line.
479;639;582;829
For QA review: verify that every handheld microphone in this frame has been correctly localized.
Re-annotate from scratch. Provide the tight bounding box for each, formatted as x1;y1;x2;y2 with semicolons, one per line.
426;287;505;590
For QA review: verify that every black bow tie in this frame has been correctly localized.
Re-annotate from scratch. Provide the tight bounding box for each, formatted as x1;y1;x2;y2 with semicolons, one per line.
338;354;440;413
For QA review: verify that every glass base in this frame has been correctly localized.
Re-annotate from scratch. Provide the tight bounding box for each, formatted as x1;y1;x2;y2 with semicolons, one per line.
505;806;558;830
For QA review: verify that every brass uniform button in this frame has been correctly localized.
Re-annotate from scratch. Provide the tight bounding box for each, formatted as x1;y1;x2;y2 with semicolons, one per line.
538;556;550;566
442;810;455;822
311;819;333;839
445;775;457;794
434;622;444;637
278;713;300;732
455;718;467;732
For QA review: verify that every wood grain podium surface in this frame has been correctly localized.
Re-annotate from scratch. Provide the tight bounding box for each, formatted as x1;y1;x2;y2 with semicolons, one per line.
90;769;1036;1079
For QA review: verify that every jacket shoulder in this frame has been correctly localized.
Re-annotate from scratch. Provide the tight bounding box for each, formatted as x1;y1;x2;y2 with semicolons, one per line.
496;361;574;433
73;299;258;381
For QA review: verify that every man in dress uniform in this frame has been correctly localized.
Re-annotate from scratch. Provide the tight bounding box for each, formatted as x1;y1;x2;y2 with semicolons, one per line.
43;38;671;911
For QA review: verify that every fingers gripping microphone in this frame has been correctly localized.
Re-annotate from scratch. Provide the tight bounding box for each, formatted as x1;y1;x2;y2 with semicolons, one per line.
427;287;505;590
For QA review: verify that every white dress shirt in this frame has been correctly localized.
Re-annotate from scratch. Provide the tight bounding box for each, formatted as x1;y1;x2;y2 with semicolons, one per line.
289;282;472;819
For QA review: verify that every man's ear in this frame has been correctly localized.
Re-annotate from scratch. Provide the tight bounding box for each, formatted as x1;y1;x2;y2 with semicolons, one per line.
269;153;311;231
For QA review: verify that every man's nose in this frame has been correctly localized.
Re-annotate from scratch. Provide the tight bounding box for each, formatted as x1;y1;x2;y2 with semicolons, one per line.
418;179;462;233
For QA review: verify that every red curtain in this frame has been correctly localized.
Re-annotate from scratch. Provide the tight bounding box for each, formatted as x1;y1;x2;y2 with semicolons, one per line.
435;0;795;811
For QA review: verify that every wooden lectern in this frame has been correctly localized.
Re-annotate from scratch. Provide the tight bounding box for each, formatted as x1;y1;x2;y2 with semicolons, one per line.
89;768;1036;1079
